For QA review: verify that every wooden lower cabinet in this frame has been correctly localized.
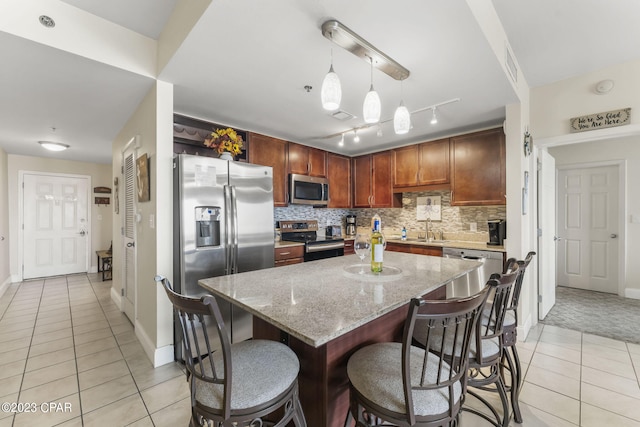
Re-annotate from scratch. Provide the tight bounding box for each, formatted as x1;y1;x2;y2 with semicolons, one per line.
249;133;288;207
343;239;354;255
386;242;443;257
275;245;304;266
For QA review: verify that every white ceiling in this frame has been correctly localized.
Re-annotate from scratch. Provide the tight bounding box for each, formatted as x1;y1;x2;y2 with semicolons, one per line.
1;0;638;164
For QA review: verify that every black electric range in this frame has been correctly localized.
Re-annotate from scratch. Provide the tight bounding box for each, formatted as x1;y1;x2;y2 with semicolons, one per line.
279;220;344;261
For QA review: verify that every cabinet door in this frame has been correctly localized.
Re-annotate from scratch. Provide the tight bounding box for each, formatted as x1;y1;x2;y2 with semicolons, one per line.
288;143;327;177
353;155;373;207
371;152;393;208
393;145;420;187
308;147;327;177
288;142;309;175
451;128;506;206
249;133;288;207
327;153;351;208
418;139;450;185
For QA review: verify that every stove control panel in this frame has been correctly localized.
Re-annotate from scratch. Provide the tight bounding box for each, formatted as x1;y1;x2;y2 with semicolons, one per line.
279;220;318;232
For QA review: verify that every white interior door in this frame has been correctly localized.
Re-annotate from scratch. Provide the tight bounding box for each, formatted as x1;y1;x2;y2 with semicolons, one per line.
557;165;619;294
23;173;89;279
122;148;137;321
538;150;556;319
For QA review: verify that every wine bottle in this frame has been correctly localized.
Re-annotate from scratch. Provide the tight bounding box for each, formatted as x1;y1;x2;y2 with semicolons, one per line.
371;218;384;273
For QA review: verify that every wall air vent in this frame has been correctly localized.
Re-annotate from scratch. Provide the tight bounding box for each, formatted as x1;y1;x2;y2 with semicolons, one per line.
330;110;355;121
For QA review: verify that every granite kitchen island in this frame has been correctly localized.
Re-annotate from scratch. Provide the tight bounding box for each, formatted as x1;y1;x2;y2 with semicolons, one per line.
199;251;481;427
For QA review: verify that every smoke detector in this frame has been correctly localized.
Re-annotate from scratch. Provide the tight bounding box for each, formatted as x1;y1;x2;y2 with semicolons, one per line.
594;79;614;94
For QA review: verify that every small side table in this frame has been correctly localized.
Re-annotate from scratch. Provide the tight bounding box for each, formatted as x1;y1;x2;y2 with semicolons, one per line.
96;250;112;281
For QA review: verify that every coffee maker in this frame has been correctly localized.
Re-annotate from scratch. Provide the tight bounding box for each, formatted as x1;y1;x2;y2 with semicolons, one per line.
488;219;506;246
345;215;356;236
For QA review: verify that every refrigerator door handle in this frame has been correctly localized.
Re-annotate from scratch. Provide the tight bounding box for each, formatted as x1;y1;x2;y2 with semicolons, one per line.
224;185;233;275
230;186;240;274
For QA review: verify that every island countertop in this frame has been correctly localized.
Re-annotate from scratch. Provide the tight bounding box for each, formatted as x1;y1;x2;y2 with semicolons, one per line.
199;251;481;348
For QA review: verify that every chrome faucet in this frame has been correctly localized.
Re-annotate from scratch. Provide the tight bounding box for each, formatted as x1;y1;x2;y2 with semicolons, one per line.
425;218;432;242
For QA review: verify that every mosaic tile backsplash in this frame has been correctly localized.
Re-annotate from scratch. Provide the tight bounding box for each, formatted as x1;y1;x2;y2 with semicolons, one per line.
275;190;506;240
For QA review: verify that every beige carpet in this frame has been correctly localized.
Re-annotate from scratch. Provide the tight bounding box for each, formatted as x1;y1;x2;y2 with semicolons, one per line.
541;286;640;344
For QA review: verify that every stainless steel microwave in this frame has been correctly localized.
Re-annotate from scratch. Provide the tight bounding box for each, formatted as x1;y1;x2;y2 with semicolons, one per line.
289;174;329;206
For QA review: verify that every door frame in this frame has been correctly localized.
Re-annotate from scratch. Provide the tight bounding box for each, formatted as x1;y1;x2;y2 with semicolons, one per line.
556;160;626;296
18;170;92;281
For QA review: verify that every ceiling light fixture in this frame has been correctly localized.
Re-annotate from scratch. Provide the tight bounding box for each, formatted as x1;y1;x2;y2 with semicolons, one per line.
363;57;381;124
321;48;341;111
338;134;344;147
39;141;69;151
39;15;55;28
353;130;360;143
377;125;383;137
430;107;438;125
393;81;411;135
321;20;410;81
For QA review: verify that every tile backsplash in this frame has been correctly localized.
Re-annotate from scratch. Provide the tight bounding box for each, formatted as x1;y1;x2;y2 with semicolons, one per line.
275;191;506;239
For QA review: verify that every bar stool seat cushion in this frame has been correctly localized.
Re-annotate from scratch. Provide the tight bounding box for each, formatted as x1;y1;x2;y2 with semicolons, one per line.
347;342;462;416
194;339;299;410
481;308;516;327
414;326;500;360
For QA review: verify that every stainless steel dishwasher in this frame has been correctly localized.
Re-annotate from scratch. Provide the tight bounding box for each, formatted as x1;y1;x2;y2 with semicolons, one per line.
443;247;504;298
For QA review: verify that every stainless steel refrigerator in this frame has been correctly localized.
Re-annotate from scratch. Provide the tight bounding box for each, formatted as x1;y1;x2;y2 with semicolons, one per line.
173;153;274;357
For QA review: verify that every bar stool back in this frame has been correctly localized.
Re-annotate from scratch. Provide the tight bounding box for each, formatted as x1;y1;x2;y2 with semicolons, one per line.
154;276;307;427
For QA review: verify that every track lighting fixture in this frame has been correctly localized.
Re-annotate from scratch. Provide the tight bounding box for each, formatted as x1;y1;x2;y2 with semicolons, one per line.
430;107;438;125
353;130;360;143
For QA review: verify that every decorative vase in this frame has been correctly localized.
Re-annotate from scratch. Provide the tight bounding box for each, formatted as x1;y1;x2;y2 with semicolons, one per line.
219;152;234;161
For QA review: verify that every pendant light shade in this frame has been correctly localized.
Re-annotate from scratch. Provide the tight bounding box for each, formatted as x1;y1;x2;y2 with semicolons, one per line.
430;107;438;125
321;64;341;111
393;101;411;134
363;86;381;123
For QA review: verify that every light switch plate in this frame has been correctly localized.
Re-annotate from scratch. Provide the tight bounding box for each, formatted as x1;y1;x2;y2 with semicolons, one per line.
149;214;155;229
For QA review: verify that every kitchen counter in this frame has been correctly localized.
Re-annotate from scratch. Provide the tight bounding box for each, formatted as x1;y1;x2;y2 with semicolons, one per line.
274;240;304;249
199;251;481;347
199;252;481;426
386;237;506;252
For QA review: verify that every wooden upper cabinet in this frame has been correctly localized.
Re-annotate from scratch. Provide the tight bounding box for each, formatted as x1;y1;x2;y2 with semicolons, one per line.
353;152;400;208
248;133;288;207
393;139;450;190
288;143;327;178
327;153;351;208
450;128;506;206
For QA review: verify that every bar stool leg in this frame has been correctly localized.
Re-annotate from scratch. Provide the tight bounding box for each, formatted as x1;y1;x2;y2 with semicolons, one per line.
504;345;523;423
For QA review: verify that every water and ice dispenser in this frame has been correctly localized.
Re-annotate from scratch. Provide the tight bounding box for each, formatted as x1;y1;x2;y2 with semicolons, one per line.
195;206;221;248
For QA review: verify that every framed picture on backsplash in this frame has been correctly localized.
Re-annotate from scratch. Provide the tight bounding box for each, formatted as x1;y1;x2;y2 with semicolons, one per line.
417;196;441;221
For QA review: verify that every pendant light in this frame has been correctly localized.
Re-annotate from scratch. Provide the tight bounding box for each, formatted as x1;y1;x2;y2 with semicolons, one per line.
353;130;360;143
363;57;381;123
321;48;341;111
430;107;438;125
338;134;344;147
393;81;411;134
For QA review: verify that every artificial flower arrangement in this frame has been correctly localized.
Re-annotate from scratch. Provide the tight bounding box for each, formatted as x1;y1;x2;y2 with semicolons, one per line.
204;127;244;157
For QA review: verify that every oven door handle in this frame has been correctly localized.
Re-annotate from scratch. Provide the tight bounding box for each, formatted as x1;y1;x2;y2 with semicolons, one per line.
306;242;345;253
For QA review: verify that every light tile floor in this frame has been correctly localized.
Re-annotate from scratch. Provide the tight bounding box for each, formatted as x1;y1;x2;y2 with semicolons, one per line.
1;274;640;426
0;274;191;427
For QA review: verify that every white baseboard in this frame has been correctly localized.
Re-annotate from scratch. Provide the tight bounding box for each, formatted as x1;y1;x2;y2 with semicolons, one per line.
517;312;532;342
0;277;11;300
625;288;640;300
110;286;122;309
134;320;175;367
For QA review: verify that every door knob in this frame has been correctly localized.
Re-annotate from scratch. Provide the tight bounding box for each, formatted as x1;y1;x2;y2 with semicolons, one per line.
610;234;618;238
127;242;135;247
78;230;86;236
553;236;562;241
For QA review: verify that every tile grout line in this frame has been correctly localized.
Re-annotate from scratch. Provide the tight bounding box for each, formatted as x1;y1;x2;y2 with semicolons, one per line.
83;274;156;426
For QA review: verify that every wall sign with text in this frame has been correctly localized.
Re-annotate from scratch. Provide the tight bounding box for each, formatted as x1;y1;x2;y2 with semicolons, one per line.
570;108;631;133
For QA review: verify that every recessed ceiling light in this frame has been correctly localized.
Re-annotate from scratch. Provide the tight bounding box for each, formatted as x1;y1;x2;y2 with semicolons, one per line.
39;15;55;28
39;141;69;151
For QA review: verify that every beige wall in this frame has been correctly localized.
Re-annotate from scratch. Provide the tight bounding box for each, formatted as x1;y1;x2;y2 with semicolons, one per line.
549;136;640;296
531;59;640;139
532;59;640;300
111;81;173;365
6;154;112;279
0;147;9;289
